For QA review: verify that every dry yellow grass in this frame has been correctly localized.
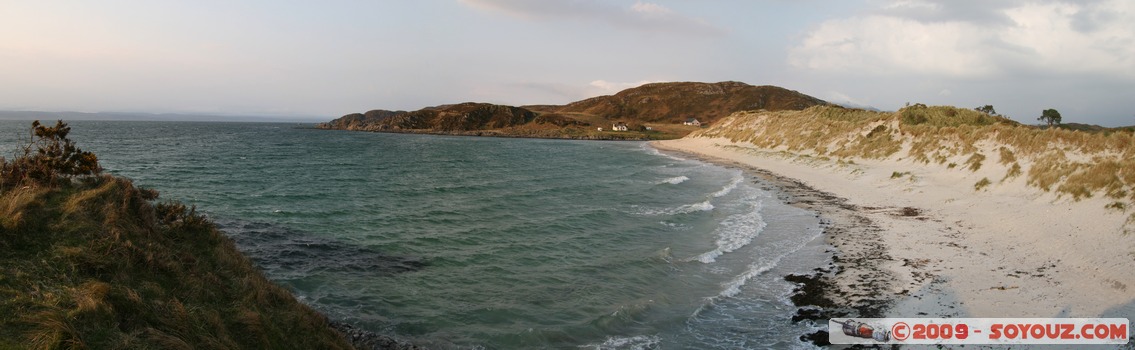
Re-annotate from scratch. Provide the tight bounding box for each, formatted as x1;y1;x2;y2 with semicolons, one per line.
695;105;1135;228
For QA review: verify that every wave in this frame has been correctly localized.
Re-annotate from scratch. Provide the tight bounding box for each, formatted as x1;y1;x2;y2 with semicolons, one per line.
690;221;824;319
710;171;744;198
689;199;767;264
632;199;714;216
578;334;662;350
641;143;688;162
656;176;689;185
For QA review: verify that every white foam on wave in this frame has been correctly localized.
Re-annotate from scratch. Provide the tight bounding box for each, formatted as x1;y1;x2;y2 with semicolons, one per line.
656;175;689;185
578;334;662;350
689;198;767;263
710;171;744;198
712;220;824;302
632;199;714;216
640;143;689;162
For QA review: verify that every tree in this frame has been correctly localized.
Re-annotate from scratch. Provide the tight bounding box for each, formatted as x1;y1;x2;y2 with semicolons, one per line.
1038;109;1062;127
975;105;997;115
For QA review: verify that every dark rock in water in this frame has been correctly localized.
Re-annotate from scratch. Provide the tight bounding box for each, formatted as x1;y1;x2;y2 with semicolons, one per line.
216;220;425;277
800;330;830;346
785;273;838;310
330;321;425;350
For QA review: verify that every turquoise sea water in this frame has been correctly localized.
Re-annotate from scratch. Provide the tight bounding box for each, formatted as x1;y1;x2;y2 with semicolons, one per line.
1;120;828;349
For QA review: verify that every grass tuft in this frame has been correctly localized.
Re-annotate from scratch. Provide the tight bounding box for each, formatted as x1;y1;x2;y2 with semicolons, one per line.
998;147;1016;165
974;178;992;191
964;153;986;172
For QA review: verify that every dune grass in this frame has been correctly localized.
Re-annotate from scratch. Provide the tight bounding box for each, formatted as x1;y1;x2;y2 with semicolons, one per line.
693;105;1135;228
1;121;354;349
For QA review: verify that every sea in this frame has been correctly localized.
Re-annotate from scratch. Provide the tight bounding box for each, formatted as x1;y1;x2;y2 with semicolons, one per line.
0;120;830;349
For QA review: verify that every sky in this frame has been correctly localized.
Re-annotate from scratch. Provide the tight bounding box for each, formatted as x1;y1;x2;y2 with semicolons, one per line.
1;0;1133;126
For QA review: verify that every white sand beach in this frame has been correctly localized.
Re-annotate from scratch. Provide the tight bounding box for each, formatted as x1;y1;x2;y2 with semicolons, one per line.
654;136;1135;320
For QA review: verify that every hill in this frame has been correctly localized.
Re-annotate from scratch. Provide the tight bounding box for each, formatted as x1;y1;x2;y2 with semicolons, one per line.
319;81;829;140
0;121;409;349
526;81;827;124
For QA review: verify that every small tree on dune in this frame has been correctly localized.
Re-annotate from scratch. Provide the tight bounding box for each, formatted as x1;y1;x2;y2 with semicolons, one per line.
1037;109;1062;127
975;105;997;115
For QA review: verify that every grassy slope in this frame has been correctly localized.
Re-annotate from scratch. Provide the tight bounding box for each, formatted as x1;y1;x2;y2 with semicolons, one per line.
694;105;1135;230
0;175;354;349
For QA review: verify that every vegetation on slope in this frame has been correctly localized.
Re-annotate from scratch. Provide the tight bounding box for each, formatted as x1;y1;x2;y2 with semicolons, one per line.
319;81;829;140
694;105;1135;231
0;121;354;349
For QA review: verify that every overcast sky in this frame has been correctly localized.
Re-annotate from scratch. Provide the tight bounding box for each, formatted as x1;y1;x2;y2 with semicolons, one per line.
1;0;1132;125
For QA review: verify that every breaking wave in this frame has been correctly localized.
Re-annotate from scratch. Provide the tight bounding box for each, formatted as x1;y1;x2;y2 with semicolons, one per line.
578;335;662;350
689;198;767;263
657;176;690;185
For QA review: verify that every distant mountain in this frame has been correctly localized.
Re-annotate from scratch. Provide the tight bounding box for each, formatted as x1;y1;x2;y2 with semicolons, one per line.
321;81;829;139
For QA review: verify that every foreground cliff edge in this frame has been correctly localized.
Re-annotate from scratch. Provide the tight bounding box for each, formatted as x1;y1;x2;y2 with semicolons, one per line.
655;105;1135;337
0;121;372;349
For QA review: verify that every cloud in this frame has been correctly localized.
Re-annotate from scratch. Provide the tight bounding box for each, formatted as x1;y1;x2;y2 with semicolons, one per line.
458;0;724;37
789;0;1135;78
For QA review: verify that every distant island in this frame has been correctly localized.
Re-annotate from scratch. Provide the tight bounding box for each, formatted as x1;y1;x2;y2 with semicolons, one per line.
317;81;828;140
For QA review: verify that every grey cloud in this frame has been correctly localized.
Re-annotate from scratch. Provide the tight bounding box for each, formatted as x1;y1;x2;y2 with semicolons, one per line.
874;0;1020;26
1070;1;1121;33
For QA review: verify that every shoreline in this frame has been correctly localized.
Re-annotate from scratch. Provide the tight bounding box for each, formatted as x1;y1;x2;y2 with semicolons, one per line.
652;142;901;345
652;137;1135;343
313;125;681;141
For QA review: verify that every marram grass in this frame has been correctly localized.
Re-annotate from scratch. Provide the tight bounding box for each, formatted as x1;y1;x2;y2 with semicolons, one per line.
694;105;1135;230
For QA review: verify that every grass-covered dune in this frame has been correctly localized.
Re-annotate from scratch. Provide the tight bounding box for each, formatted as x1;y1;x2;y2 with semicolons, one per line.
0;122;355;349
695;104;1135;230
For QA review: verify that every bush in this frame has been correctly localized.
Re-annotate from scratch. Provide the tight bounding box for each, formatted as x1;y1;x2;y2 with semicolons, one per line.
1;120;101;190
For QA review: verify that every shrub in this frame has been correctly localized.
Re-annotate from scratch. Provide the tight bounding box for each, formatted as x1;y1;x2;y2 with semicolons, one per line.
155;201;212;233
1;120;101;190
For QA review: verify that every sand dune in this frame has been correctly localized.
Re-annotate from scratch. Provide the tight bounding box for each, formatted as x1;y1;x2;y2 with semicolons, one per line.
654;135;1135;319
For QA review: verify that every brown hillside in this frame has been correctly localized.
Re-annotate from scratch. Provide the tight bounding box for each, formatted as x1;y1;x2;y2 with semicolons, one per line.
527;81;828;124
319;81;828;139
320;103;536;132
